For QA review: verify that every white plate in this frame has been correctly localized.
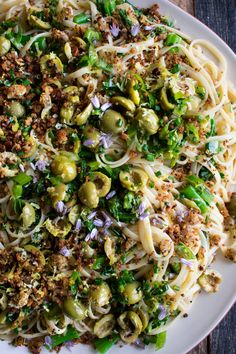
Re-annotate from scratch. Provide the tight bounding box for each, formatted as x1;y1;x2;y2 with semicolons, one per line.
2;1;236;353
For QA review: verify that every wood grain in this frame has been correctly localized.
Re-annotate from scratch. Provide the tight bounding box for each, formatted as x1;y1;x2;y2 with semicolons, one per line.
168;1;235;354
169;0;194;15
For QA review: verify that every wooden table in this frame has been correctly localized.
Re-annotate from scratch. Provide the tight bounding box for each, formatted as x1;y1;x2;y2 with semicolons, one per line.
169;1;236;353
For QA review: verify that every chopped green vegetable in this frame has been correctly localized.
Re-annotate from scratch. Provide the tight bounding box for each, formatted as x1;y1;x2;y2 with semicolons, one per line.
13;173;32;186
165;33;182;46
45;325;80;349
155;331;167;350
196;86;206;99
12;184;23;199
73;12;90;24
180;185;208;213
94;334;119;354
175;242;196;260
205;140;220;155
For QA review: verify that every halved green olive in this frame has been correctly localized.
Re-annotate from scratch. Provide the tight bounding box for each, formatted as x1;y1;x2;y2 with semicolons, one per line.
68;205;80;225
44;303;61;320
78;181;99;209
227;194;236;219
128;79;140;105
63;298;87;321
29;15;51;29
48;183;67;208
118;311;143;344
101;109;126;134
160;87;175;111
119;167;148;192
40;53;63;74
0;36;11;56
111;96;136;112
51;155;77;183
75;103;93;125
0;310;7;324
60;104;75;125
21;203;36;228
136;309;149;330
45;218;72;238
94;314;115;338
24;245;46;268
123;281;143;305
7;101;25;118
83;125;101;149
90;283;111;307
135;108;159;135
92;172;111;197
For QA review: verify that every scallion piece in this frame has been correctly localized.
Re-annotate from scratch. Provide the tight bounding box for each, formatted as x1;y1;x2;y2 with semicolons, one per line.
73;12;90;24
164;33;182;46
175;242;196;260
12;184;23;199
180;185;208;213
45;325;80;349
13;173;32;186
94;334;119;354
155;331;167;350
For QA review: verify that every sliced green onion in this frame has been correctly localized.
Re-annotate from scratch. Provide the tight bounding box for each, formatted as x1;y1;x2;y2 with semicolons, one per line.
196;86;206;99
45;325;80;349
180;185;208;213
13;173;32;186
155;331;167;350
94;334;119;354
170;64;180;74
165;33;182;46
12;184;23;198
175;242;196;260
73;12;90;24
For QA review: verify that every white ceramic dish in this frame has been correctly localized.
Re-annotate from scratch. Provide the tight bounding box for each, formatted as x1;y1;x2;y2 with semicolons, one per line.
1;1;236;353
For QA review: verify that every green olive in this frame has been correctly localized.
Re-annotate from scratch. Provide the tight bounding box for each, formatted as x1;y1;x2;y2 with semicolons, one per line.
73;139;81;154
136;309;149;330
24;245;46;267
63;298;87;321
48;183;67;208
44;303;61;320
0;36;11;56
135;108;159;135
160;87;175;111
83;125;101;149
118;311;143;344
123;281;143;305
227;194;236;219
22;136;37;158
94;314;115;338
104;237;117;265
45;218;72;238
63;86;80;95
7;101;25;118
21;203;36;228
128;79;140;105
111;96;136;112
78;181;99;209
119;167;148;192
75;103;93;126
40;53;63;74
29;15;51;29
60;104;75;124
51;155;77;183
90;283;111;307
0;310;7;324
101;109;126;134
68;205;80;225
92;172;111;197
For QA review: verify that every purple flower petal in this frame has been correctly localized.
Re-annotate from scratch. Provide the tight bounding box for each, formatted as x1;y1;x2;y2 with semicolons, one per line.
59;246;70;257
83;139;94;147
45;336;52;349
88;211;97;220
35;159;48;172
138;202;146;216
180;258;194;268
93;218;104;227
91;95;100;109
55;201;67;214
131;24;140;37
158;304;168;320
100;133;113;149
144;25;156;31
139;212;149;220
101;102;112;112
65;340;75;351
85;228;98;241
19;163;25;172
102;211;112;228
75;219;82;231
110;23;120;37
106;190;116;200
30;162;36;170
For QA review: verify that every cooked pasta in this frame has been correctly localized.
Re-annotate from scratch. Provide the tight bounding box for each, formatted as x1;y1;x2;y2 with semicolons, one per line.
0;0;235;353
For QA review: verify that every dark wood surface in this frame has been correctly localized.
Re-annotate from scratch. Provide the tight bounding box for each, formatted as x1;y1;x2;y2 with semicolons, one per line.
170;1;236;353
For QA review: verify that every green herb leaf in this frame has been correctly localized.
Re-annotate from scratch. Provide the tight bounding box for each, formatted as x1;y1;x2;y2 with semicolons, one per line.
13;173;32;186
94;334;119;354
